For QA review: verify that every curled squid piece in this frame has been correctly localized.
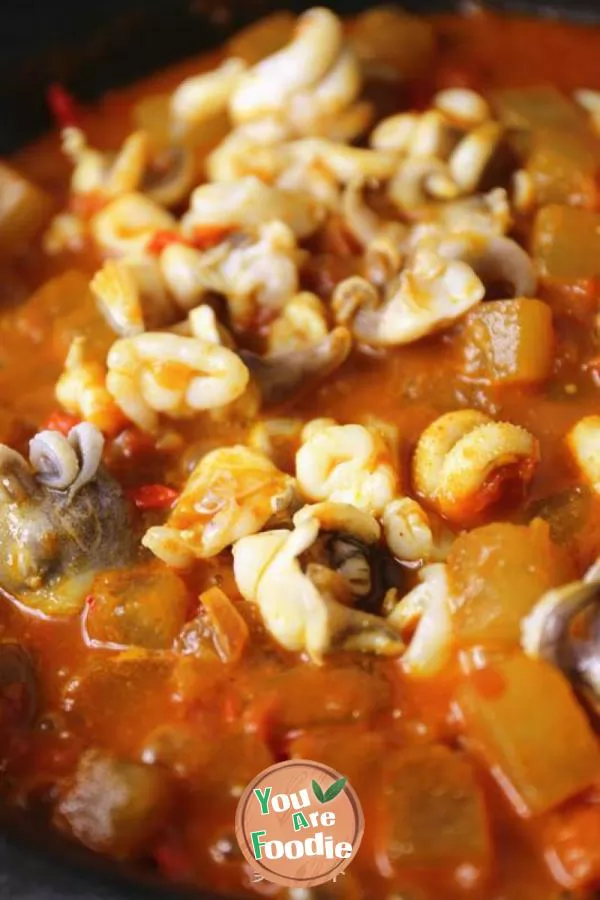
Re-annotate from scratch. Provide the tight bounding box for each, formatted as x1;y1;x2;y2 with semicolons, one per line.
341;177;404;247
275;154;342;212
448;121;504;194
106;331;249;433
160;221;303;330
62;127;195;209
143;445;297;566
435;234;538;299
412;410;540;525
333;249;484;347
522;579;600;713
91;193;176;257
387;563;454;677
284;139;396;184
232;502;405;661
56;337;126;436
229;8;370;141
62;127;149;200
183;304;234;347
434;88;491;128
210;136;392;214
371;111;452;158
207;136;394;207
181;176;323;241
567;416;600;494
379;102;503;216
341;178;407;284
91;258;176;337
140;145;197;209
371;89;491;156
205;127;287;184
267;292;328;352
383;497;454;564
296;420;398;516
413;188;512;243
171;58;247;129
241;326;351;406
388;157;458;214
0;424;135;615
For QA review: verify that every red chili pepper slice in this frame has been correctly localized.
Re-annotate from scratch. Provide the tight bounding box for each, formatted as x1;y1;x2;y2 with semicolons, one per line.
128;484;179;511
42;410;81;436
115;427;156;459
47;83;79;129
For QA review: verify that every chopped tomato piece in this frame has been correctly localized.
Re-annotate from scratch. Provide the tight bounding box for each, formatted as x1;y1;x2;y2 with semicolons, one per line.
42;409;81;435
128;484;179;511
114;427;157;459
457;654;600;816
460;298;554;386
378;744;492;878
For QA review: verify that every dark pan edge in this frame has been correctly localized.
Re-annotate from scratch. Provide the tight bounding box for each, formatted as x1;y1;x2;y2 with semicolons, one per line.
2;0;600;153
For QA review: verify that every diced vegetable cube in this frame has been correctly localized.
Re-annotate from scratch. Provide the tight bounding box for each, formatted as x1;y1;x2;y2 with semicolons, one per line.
0;162;52;256
9;270;112;361
250;665;391;733
64;656;178;756
460;298;554;385
290;728;385;797
528;130;598;208
447;521;573;644
492;89;598;207
533;205;600;281
198;733;273;794
492;87;591;135
86;564;190;649
381;744;491;872
457;654;600;815
56;748;172;858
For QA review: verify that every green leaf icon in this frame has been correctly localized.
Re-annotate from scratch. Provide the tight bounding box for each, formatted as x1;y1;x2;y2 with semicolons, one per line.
312;779;325;803
323;776;347;803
